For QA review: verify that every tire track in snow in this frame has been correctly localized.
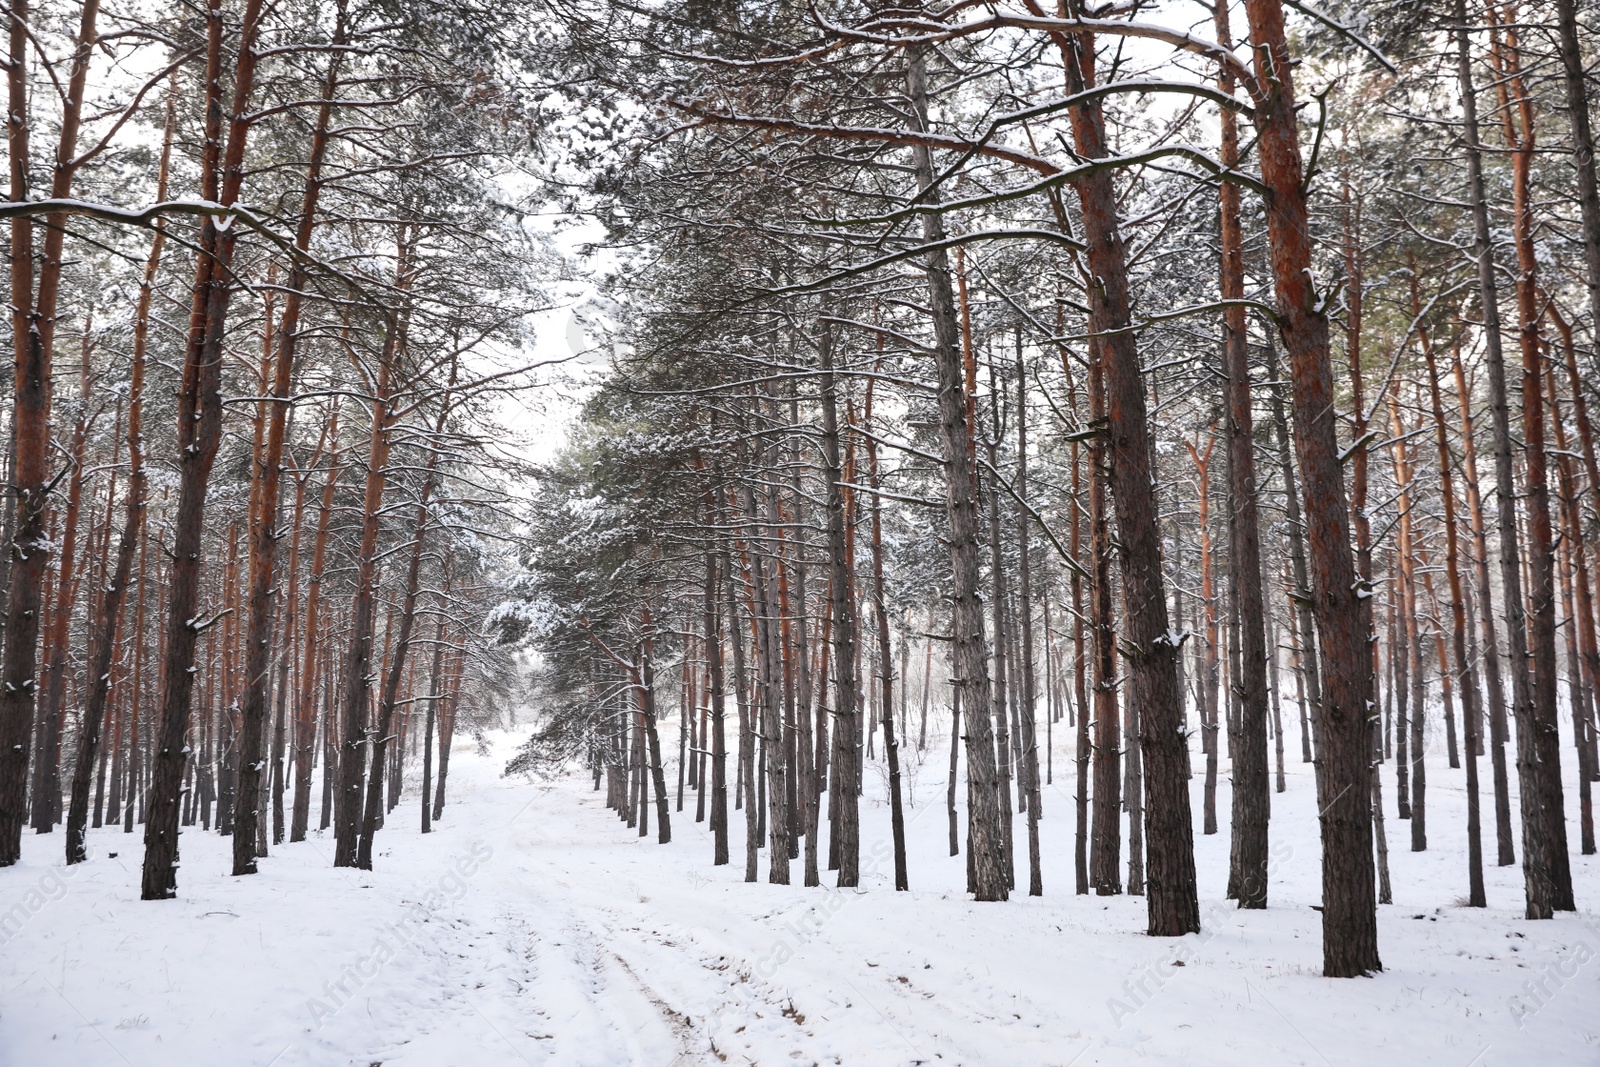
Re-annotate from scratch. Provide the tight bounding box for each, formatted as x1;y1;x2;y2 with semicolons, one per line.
491;825;715;1065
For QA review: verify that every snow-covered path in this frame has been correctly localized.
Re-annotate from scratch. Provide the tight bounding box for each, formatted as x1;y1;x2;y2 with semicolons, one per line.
2;730;1597;1066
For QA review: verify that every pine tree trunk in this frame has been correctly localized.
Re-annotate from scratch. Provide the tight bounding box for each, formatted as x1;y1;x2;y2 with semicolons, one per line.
357;426;443;869
1215;2;1271;905
1265;344;1320;765
1549;307;1600;794
1493;19;1573;911
141;0;264;897
638;599;672;845
979;361;1015;886
703;505;729;866
1454;0;1538;905
71;268;153;857
1088;340;1121;897
334;235;412;867
678;628;690;815
292;424;340;843
0;0;101;865
919;627;933;754
33;345;93;833
1015;343;1043;897
864;388;908;890
1060;18;1195;934
1425;332;1486;902
1554;0;1600;351
1541;352;1596;857
271;582;292;845
1451;345;1514;864
729;537;758;882
1242;0;1378;974
738;480;786;880
216;526;241;836
818;326;861;888
1070;371;1090;896
232;29;343;875
420;615;443;834
1191;437;1218;838
1388;394;1426;851
1267;610;1287;793
773;481;801;859
905;44;1006;900
1338;178;1389;908
431;642;462;823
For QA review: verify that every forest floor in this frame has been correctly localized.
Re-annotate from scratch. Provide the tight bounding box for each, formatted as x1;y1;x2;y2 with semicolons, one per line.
2;722;1597;1066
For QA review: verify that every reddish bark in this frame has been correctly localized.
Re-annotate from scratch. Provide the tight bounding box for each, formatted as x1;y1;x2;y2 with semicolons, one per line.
65;147;162;853
233;19;346;875
33;327;95;832
1388;391;1426;852
1491;15;1573;912
142;0;265;898
1;0;100;864
1061;20;1196;933
1241;0;1378;974
1218;0;1269;908
334;231;413;867
358;396;448;868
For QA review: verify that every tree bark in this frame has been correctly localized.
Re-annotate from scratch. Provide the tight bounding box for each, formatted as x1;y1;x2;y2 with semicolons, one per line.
233;19;345;875
1059;15;1195;934
333;233;412;867
1425;332;1486;903
1087;339;1120;897
1340;178;1389;909
638;599;671;845
1543;356;1596;857
1491;18;1573;911
818;325;861;888
981;373;1016;889
1;0;100;864
357;418;444;868
34;329;94;832
1454;0;1539;908
905;44;1006;900
728;525;758;882
1554;0;1600;350
1015;342;1042;897
1217;0;1269;905
1069;364;1090;896
431;639;463;823
1241;0;1378;974
420;614;443;834
291;419;340;842
864;381;908;890
1388;392;1426;852
1452;344;1514;865
704;492;729;866
141;0;264;898
739;479;786;880
1190;436;1218;839
1548;303;1600;797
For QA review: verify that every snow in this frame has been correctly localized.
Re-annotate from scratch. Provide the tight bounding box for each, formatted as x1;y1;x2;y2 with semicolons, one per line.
2;716;1596;1066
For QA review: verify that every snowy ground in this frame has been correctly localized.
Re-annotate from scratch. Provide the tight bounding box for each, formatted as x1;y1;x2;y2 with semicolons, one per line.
2;716;1597;1066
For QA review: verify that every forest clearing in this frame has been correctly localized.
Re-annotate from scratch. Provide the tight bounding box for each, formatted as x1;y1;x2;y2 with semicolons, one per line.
4;730;1593;1065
